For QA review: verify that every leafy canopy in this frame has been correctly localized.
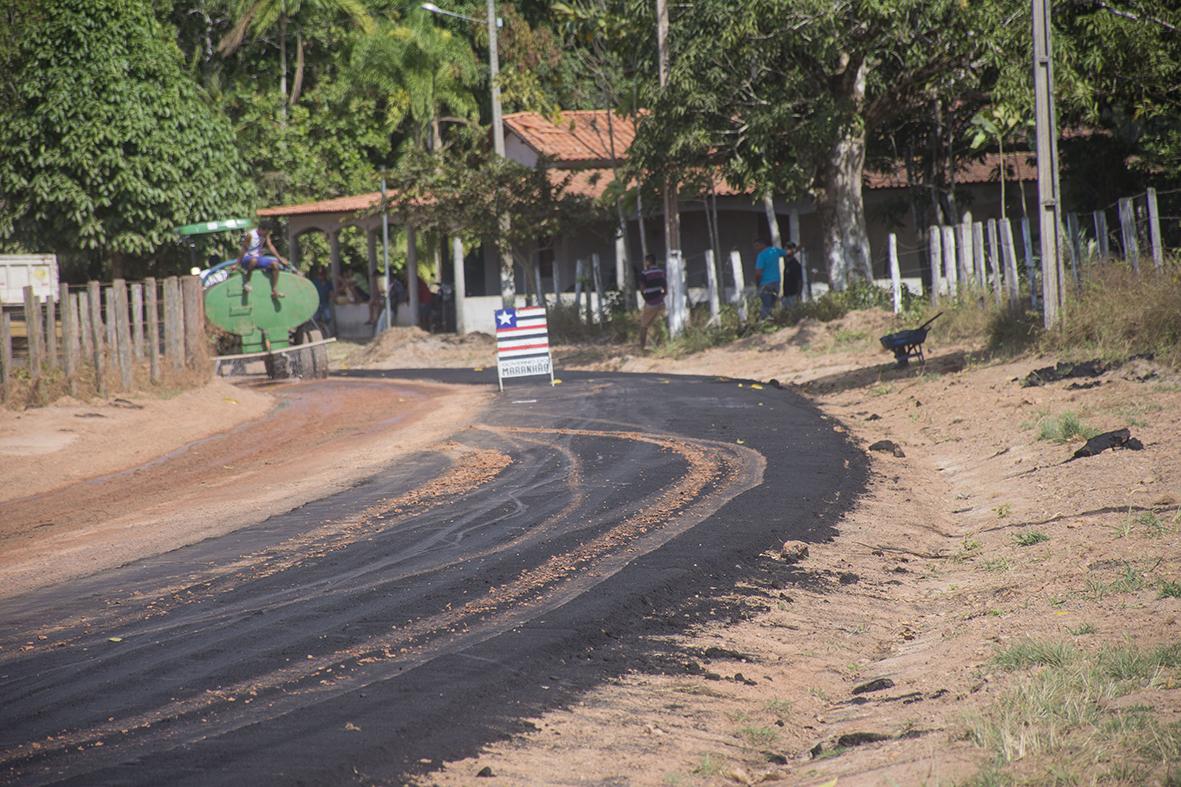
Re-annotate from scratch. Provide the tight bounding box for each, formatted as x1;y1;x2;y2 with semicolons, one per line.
0;0;253;264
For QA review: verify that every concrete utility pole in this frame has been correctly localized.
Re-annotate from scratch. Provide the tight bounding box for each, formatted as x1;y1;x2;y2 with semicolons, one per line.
656;0;686;336
486;0;505;158
1032;0;1063;326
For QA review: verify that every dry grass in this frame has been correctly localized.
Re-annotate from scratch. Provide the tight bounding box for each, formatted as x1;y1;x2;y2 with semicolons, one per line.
1048;262;1181;365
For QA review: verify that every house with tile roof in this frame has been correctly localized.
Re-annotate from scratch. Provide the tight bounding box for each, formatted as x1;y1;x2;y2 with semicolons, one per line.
258;109;1036;335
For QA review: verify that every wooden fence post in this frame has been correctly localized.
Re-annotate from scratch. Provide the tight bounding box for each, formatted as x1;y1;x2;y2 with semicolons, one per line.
1093;210;1110;258
958;218;973;284
972;222;986;290
888;233;902;314
112;280;133;391
704;249;721;325
591;253;605;325
941;225;958;296
1066;212;1084;288
22;286;43;382
987;219;1003;303
61;283;78;397
1118;197;1140;273
1020;217;1037;308
572;259;584;321
0;312;11;402
104;285;117;355
130;282;145;360
928;225;942;305
87;281;107;397
729;249;748;323
76;292;91;362
1000;218;1020;302
163;277;182;369
181;275;204;368
1146;188;1164;271
44;292;58;371
145;277;161;384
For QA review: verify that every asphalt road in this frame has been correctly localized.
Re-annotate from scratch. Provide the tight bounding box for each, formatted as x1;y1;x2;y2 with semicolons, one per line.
0;370;865;785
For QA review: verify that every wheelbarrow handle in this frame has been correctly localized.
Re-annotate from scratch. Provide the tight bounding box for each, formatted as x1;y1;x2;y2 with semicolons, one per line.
918;312;943;331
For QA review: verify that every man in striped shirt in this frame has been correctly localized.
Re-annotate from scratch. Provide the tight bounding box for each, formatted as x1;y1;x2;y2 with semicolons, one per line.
636;253;667;351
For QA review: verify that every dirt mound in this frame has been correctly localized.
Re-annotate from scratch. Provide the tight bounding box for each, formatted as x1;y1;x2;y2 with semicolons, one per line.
351;327;496;369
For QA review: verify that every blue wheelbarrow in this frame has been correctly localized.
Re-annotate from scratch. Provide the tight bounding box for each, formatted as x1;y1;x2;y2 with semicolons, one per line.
879;313;942;368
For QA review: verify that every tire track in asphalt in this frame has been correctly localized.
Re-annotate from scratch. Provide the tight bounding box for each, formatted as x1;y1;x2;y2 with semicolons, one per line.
0;372;861;786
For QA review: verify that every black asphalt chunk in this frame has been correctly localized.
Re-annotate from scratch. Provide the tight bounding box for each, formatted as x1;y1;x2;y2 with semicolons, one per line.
0;370;866;786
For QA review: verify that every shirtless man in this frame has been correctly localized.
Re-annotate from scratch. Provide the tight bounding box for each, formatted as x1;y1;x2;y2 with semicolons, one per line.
233;222;288;297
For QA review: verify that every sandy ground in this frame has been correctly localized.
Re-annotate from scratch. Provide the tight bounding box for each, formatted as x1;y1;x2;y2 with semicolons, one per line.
0;377;490;598
384;313;1181;786
7;317;1179;784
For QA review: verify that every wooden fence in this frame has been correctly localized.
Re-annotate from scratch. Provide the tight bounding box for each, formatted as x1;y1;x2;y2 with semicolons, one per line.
0;275;206;404
884;187;1177;314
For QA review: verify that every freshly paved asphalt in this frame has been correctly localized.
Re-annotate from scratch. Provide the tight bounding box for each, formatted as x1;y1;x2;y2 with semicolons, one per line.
0;370;865;785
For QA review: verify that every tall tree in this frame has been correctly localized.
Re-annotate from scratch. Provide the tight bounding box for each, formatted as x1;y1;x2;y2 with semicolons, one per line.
219;0;374;115
626;0;1002;290
0;0;253;275
349;9;481;152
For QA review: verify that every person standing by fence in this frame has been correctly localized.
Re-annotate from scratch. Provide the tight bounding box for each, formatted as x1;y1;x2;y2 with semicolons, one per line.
782;242;803;307
636;253;667;351
753;239;785;319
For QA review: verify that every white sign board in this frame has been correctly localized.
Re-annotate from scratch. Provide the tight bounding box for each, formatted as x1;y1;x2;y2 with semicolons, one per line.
494;306;555;390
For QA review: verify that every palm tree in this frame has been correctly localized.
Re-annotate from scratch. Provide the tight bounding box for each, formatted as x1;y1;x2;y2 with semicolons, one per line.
219;0;374;117
349;9;480;153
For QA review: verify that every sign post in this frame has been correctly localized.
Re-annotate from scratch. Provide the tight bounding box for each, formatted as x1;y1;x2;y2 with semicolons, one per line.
494;306;555;391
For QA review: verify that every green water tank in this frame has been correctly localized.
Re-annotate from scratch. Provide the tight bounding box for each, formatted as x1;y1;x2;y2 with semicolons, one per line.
204;270;318;353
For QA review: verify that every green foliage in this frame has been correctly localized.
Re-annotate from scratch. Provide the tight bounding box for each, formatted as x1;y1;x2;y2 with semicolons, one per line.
1036;412;1099;444
349;11;480;150
1013;530;1050;547
0;0;253;273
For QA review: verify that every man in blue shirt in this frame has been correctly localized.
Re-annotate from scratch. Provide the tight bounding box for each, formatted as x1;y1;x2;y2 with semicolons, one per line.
753;239;785;319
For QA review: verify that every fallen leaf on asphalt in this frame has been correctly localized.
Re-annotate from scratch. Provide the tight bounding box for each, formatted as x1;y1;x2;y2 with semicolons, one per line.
473;367;484;372
736;438;746;444
750;383;764;390
108;637;123;643
344;722;361;732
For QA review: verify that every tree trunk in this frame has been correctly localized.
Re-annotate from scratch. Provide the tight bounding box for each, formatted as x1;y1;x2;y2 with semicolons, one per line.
815;55;872;290
290;29;304;106
762;193;782;247
279;9;288;125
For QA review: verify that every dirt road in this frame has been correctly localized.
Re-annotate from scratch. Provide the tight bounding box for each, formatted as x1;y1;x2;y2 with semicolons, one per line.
0;370;861;785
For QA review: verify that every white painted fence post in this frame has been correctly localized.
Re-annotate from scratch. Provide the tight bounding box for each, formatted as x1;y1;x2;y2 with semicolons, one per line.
704;248;721;325
888;233;902;314
728;250;747;323
928;225;942;305
1146;188;1164;270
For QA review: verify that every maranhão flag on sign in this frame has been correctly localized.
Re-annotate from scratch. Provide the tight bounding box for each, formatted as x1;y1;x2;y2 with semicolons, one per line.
494;306;555;389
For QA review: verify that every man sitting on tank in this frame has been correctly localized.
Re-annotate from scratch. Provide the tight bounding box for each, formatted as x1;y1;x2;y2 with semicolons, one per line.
231;221;289;298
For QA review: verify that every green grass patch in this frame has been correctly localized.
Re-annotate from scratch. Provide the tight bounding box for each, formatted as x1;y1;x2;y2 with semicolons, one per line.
1013;530;1050;547
692;753;726;777
1035;411;1100;444
968;640;1181;783
737;725;780;747
983;557;1013;573
1160;581;1181;599
1085;563;1147;600
1068;623;1096;636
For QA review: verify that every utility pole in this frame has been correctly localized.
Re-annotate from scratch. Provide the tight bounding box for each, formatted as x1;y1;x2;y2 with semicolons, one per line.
1032;0;1063;326
656;0;686;336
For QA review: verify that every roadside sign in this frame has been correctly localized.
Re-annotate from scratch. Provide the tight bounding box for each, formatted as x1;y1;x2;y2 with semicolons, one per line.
494;306;555;391
0;254;58;305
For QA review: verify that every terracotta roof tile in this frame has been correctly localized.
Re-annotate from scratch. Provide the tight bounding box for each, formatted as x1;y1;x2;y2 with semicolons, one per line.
505;110;635;165
257;192;383;217
866;154;1037;189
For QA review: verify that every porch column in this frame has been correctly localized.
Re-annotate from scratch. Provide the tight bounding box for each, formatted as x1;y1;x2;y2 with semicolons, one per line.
367;230;379;296
288;226;301;269
406;224;419;328
788;208;801;244
328;229;342;283
452;236;466;334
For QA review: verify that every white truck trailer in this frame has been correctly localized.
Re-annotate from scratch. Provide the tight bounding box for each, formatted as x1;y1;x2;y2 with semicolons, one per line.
0;254;59;305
